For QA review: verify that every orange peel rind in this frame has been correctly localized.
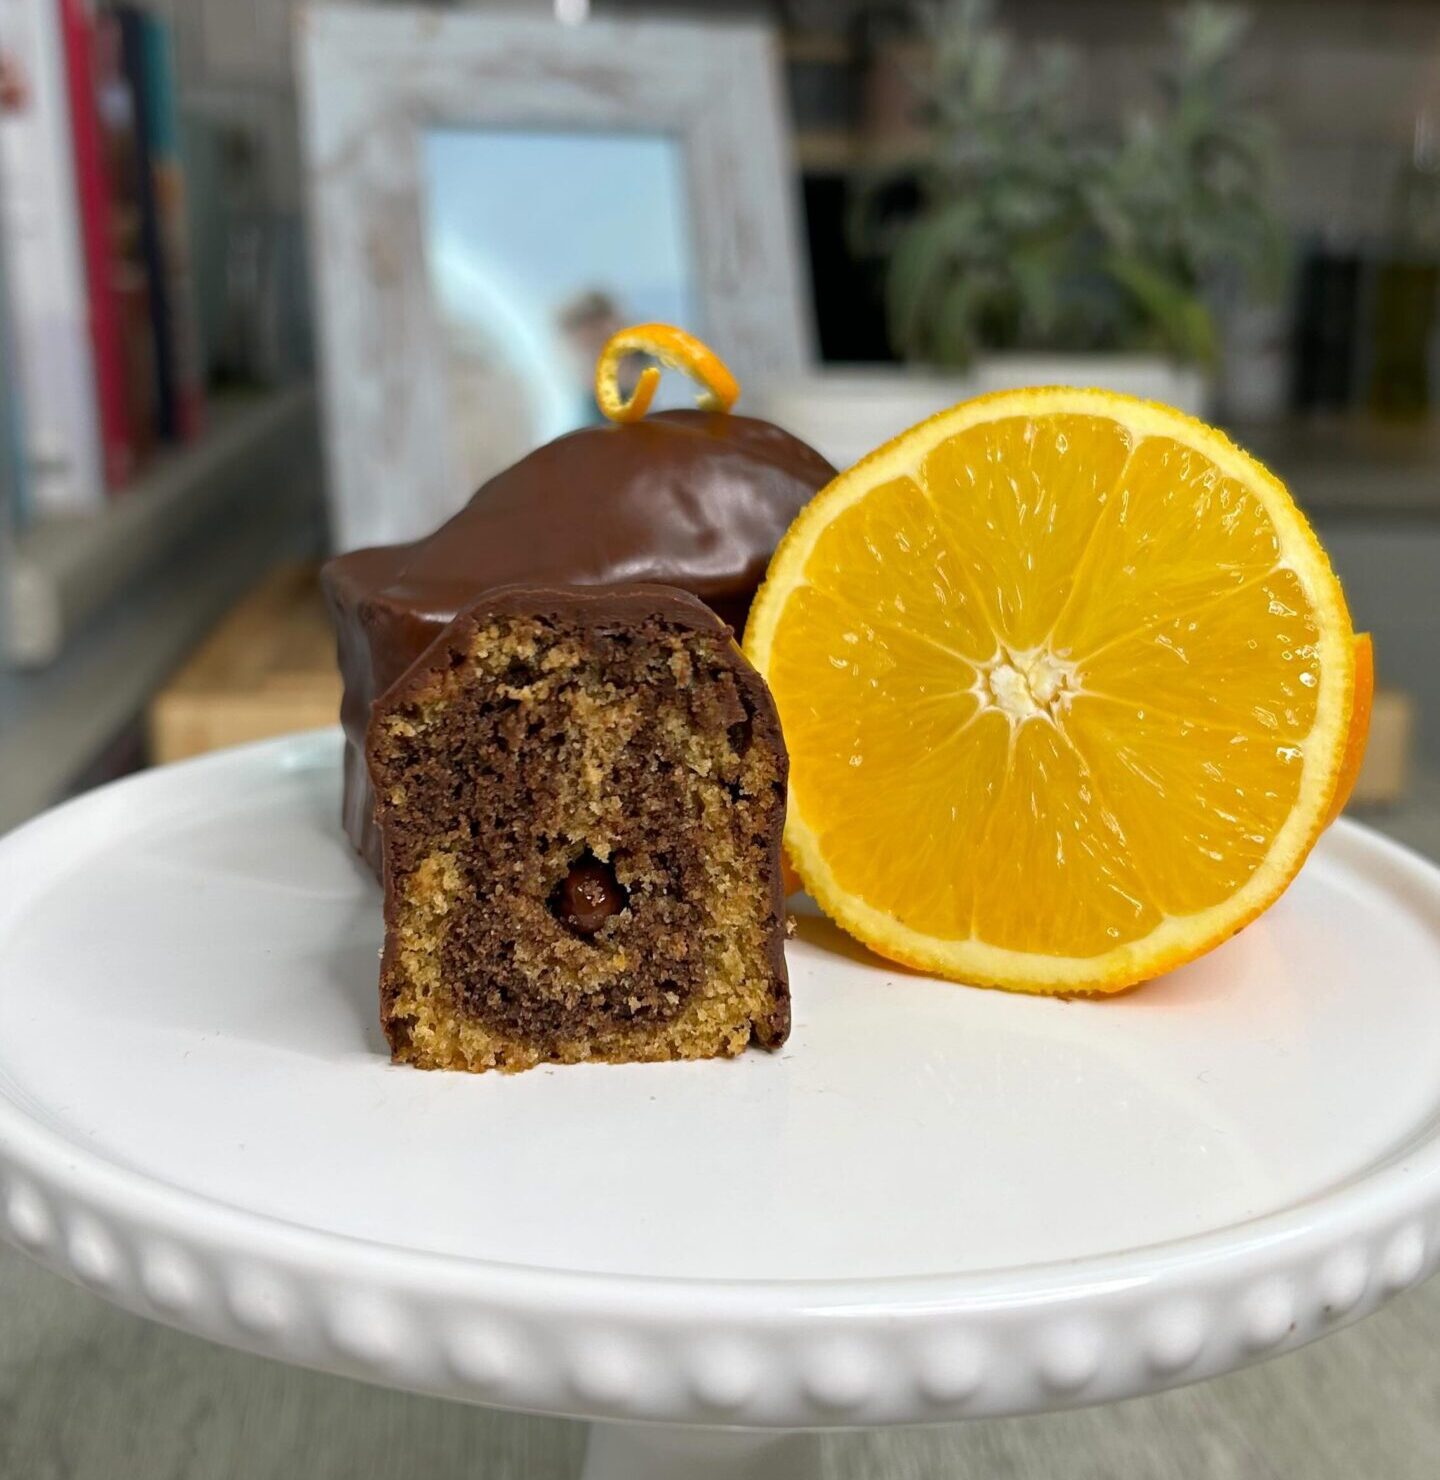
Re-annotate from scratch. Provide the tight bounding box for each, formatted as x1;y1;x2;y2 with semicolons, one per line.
1326;631;1374;825
594;323;740;424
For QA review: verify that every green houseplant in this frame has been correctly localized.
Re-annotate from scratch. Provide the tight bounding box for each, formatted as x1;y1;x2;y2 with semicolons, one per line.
859;0;1285;374
754;2;1286;468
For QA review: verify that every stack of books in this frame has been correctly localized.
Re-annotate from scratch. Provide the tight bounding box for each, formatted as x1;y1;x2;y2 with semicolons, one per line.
0;0;205;522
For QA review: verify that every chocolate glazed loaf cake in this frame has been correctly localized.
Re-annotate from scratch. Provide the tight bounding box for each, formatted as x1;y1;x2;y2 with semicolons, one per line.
324;410;834;873
367;584;790;1073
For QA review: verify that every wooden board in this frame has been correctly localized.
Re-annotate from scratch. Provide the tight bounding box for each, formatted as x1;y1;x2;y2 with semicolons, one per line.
1353;687;1414;807
147;564;342;765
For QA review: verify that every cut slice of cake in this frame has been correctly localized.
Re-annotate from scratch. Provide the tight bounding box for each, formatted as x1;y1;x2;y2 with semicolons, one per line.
366;584;790;1072
323;409;833;875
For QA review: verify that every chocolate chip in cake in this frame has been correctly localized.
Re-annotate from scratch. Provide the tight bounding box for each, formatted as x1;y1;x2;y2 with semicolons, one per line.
551;853;628;937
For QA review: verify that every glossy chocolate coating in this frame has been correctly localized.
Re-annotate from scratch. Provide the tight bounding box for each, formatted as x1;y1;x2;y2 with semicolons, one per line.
323;410;834;873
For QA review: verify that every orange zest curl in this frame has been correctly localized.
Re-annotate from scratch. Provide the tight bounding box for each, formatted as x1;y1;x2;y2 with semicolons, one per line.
594;323;740;424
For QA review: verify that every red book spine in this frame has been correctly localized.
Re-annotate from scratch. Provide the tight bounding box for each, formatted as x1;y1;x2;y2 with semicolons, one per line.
56;0;133;490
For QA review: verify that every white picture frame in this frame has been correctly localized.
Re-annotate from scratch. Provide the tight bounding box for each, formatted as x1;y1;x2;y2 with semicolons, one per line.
297;5;813;551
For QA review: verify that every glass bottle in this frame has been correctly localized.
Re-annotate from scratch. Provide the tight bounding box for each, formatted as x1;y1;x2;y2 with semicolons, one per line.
1369;112;1440;419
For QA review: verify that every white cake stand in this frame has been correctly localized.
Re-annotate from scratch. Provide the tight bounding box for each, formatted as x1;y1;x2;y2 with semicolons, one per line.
3;732;1440;1480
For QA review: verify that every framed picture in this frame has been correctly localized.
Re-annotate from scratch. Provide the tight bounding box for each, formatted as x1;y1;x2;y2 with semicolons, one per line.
298;6;813;551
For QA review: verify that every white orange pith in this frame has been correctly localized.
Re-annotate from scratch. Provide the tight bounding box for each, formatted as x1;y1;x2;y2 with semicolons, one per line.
744;388;1356;994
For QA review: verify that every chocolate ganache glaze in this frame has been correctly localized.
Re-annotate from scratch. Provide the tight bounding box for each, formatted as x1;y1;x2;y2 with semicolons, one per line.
322;408;835;873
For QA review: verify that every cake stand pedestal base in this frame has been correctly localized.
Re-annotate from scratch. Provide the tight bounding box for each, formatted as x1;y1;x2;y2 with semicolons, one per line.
581;1424;823;1480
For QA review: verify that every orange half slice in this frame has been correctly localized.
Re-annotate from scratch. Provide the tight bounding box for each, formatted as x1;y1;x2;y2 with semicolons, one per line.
745;388;1356;994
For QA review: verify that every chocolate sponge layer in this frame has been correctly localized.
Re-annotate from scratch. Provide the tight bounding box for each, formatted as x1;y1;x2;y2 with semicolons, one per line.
367;584;790;1073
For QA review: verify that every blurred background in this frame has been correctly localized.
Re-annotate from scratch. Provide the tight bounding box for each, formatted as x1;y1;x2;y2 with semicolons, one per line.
3;1;1440;1474
2;0;1437;829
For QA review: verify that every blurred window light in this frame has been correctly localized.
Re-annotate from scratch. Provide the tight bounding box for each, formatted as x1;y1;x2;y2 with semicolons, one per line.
555;0;589;25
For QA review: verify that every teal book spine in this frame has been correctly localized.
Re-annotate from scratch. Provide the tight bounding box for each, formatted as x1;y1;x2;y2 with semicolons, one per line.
139;11;203;440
